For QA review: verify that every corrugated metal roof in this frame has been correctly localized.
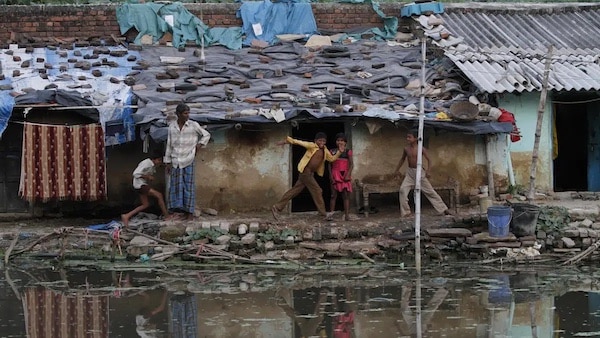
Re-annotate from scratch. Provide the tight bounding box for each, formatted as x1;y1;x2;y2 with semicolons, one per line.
427;4;600;93
442;4;600;50
445;48;600;93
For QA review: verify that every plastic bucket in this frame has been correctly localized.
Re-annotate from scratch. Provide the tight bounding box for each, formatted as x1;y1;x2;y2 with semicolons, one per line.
487;206;512;238
510;203;540;237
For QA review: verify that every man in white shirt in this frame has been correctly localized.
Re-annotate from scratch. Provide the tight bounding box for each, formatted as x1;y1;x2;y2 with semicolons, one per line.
121;150;170;227
164;103;211;220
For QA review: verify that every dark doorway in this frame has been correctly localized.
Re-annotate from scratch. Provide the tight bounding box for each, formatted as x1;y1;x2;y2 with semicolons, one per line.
552;95;600;192
291;122;345;212
0;123;29;213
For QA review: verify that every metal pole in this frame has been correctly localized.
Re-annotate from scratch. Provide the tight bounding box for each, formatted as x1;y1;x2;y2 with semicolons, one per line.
414;37;426;275
415;276;423;337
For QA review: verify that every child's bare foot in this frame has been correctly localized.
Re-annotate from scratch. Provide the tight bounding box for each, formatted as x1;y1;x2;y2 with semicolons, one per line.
443;209;453;216
343;214;359;221
325;212;334;221
121;214;129;227
271;205;280;221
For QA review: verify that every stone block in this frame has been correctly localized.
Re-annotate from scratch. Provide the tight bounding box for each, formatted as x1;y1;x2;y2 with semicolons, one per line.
302;231;313;240
583;238;592;247
249;222;260;233
536;230;547;239
264;241;275;251
562;237;576;248
201;221;211;230
130;236;156;245
579;228;589;238
580;219;594;228
569;207;600;221
210;222;220;230
593;223;600;230
241;233;256;245
563;228;580;237
238;223;248;235
220;221;231;234
589;229;598;238
215;235;231;245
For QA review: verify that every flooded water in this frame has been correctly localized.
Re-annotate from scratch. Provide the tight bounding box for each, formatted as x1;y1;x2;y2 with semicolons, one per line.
0;261;599;337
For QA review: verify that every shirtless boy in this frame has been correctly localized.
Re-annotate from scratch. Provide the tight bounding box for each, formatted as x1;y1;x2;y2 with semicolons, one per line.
394;130;451;217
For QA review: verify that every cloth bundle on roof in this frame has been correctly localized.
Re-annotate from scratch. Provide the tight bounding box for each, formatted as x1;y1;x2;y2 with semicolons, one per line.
19;123;107;202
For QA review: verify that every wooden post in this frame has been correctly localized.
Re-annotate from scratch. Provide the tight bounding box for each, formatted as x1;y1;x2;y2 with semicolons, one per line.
528;46;554;200
485;135;496;199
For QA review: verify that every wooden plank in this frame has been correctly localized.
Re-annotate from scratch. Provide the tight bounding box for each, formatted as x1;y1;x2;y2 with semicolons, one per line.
426;228;472;238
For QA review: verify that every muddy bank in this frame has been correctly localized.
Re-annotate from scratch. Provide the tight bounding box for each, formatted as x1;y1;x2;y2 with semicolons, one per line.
1;200;598;267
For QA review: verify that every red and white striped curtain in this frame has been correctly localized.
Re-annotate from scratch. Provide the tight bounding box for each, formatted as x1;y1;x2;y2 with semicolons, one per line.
19;123;107;202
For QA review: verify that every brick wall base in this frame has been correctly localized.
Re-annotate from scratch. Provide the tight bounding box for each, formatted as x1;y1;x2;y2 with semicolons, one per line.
0;3;404;45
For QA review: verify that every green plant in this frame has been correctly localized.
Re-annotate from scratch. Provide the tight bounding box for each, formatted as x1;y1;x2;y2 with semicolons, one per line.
507;184;525;195
536;205;570;232
190;228;227;241
257;228;297;242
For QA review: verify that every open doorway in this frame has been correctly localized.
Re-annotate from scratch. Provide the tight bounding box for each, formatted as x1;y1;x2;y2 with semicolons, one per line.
291;122;346;212
553;102;587;191
553;95;600;192
0;123;29;213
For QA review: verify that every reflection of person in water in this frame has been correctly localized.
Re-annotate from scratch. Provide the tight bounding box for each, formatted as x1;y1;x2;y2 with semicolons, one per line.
136;289;168;338
332;287;357;338
278;287;330;338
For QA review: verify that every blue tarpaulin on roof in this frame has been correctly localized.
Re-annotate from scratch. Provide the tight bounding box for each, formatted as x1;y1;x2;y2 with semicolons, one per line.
0;93;14;137
237;0;318;46
0;45;138;144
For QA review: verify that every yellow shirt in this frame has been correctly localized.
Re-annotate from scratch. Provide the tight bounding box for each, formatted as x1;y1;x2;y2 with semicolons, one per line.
287;136;340;177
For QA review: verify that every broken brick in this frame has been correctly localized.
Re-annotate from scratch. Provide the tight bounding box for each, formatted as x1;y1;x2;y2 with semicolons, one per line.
258;55;271;63
330;68;345;75
271;83;287;90
243;97;262;104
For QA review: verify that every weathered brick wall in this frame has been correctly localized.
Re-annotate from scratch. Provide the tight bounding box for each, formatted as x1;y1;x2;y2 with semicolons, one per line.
0;3;404;43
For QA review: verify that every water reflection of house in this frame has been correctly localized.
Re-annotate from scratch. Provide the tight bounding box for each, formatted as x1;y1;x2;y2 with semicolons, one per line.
23;286;109;338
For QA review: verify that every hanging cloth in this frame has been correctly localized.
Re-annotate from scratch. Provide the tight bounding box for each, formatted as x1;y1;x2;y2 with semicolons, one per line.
19;123;107;202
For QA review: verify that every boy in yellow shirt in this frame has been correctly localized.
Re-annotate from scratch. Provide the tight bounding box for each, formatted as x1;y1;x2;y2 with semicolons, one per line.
272;132;342;221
